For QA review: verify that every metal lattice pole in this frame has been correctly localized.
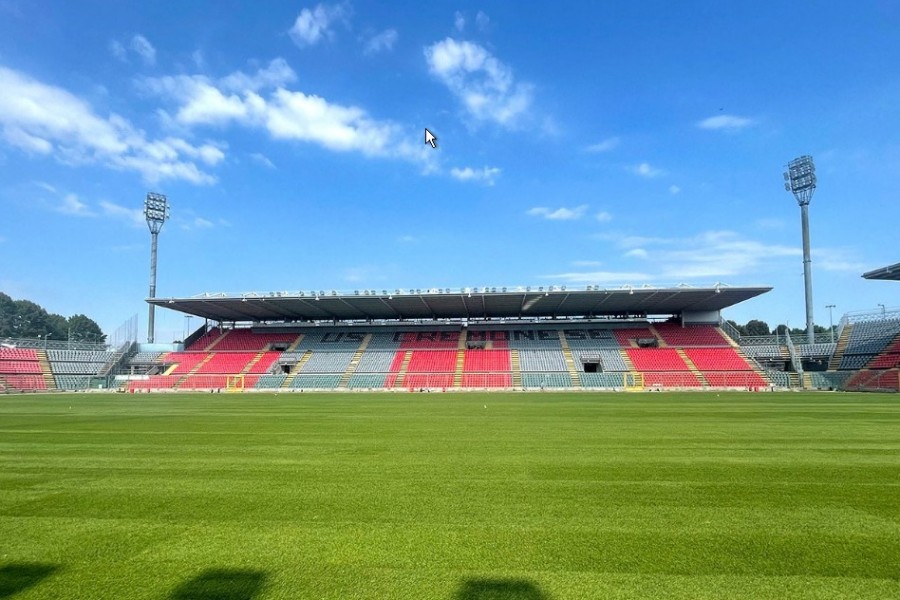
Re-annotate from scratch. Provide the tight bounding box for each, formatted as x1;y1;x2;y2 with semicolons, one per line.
784;156;817;345
144;193;169;343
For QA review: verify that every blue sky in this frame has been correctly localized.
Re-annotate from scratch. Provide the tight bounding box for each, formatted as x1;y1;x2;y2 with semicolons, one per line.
1;1;899;342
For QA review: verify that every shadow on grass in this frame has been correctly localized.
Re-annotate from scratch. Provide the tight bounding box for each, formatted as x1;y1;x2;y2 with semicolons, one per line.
170;569;267;600
0;563;59;598
455;578;550;600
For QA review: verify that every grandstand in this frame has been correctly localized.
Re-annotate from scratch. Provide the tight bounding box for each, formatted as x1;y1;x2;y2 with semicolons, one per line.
3;282;899;394
0;340;128;392
98;285;783;392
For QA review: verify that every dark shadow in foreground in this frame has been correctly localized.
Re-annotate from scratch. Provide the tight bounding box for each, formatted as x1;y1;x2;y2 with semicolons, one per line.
0;563;60;598
455;578;550;600
170;569;267;600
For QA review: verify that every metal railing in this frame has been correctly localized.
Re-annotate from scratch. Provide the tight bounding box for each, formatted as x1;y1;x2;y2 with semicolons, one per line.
843;306;900;324
719;320;743;342
1;337;110;352
783;331;804;376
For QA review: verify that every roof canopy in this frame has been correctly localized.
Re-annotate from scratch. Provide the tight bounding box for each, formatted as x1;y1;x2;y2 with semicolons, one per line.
148;286;771;323
862;262;900;281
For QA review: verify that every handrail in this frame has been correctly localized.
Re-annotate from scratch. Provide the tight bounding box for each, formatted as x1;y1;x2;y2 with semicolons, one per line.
784;331;804;376
719;319;743;342
843;306;900;324
1;337;110;351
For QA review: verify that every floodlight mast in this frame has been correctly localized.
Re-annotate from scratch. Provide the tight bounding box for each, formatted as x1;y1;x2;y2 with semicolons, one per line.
144;192;169;343
784;155;817;345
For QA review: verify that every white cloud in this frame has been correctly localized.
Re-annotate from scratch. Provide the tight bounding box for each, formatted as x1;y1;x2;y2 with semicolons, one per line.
191;49;206;70
57;193;92;216
363;29;398;55
669;185;681;195
265;88;397;155
130;35;156;66
249;152;275;168
180;216;214;231
560;230;805;284
652;230;798;279
148;76;251;126
289;3;348;48
547;270;653;284
815;248;867;272
697;114;755;131
595;211;612;223
475;11;490;31
632;162;664;178
342;265;383;283
527;205;588;220
0;66;219;184
424;37;533;128
3;126;52;154
755;217;785;230
34;181;57;193
220;58;296;93
585;137;619;153
450;165;501;185
454;11;465;32
398;235;418;243
99;200;146;227
109;40;127;62
141;61;435;169
110;35;157;65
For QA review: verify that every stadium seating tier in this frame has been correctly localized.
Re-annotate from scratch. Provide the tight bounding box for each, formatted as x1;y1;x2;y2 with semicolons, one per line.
115;323;782;391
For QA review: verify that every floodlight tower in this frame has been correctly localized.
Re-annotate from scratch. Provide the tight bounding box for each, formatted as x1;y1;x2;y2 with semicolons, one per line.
144;192;170;343
784;155;817;345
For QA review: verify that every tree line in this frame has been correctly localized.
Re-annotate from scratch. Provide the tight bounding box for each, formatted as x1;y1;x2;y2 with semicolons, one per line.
726;319;834;337
0;292;106;343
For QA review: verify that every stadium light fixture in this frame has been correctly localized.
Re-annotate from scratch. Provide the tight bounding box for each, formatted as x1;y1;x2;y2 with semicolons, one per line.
144;192;169;343
878;303;886;318
825;304;836;343
784;155;817;345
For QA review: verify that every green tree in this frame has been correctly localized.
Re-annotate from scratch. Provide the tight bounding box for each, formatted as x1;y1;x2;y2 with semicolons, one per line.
0;293;105;342
744;319;770;336
46;313;68;341
12;300;49;338
726;320;747;336
67;314;106;343
0;292;15;337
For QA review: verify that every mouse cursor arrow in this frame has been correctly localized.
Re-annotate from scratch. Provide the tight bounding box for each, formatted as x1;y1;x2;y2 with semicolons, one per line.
424;128;437;149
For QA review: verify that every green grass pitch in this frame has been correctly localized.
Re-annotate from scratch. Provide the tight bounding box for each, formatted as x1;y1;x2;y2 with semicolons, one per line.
1;392;898;599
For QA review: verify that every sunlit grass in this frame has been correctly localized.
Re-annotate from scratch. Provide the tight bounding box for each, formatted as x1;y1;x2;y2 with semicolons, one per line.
1;392;898;599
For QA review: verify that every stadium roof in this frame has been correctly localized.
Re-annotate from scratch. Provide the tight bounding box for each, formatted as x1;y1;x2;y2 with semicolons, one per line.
862;262;900;281
148;285;772;323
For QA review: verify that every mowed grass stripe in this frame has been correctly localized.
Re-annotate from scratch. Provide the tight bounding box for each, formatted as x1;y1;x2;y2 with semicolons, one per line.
0;392;898;599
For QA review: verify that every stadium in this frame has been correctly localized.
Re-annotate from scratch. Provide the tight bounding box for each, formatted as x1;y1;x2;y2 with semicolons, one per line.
2;226;900;596
4;279;900;394
2;4;900;598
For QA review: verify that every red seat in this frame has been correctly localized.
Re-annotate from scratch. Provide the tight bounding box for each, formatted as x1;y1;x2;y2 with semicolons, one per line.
402;374;453;388
4;375;47;389
463;350;511;372
461;373;511;387
642;372;701;387
684;348;753;371
655;324;730;347
627;348;689;371
407;351;457;373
